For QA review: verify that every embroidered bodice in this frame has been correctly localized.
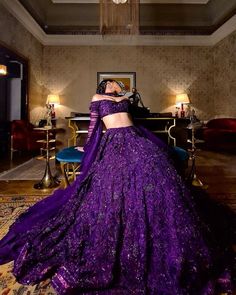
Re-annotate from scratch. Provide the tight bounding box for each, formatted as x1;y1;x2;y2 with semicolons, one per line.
90;99;130;118
85;98;131;148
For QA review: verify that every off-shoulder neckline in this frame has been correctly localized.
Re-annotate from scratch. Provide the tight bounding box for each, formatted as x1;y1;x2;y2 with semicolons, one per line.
90;98;129;104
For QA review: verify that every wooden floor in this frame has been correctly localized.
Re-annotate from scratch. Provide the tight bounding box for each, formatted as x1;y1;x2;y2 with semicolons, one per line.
0;152;61;196
0;150;235;211
0;152;34;173
196;150;236;211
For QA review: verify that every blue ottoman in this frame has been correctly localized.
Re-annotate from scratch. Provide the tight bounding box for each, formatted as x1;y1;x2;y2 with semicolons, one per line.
56;146;84;187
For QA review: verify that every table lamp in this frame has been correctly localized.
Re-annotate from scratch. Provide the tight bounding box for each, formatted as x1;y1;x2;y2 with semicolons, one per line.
46;94;60;119
176;93;190;118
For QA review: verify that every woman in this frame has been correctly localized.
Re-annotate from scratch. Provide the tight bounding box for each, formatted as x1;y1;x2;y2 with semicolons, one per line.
0;79;235;294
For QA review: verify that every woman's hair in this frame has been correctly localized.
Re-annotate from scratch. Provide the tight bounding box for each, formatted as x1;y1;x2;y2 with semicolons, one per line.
96;79;115;94
96;79;125;94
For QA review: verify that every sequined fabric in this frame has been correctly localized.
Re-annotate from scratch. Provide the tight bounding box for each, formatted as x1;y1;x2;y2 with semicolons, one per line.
91;99;130;119
0;100;235;294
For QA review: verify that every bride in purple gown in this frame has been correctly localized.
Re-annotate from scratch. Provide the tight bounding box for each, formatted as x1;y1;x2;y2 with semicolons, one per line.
0;79;235;294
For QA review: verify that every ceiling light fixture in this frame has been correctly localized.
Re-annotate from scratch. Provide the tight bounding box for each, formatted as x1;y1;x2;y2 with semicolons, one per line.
100;0;139;35
112;0;128;4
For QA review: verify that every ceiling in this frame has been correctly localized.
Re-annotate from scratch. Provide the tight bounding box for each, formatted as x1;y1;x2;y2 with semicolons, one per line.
16;0;236;35
51;0;210;3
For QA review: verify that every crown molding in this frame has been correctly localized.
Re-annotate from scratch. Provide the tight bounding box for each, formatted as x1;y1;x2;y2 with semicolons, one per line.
1;0;45;44
1;0;235;46
43;34;212;46
51;0;98;2
51;0;210;3
140;0;209;3
210;14;236;45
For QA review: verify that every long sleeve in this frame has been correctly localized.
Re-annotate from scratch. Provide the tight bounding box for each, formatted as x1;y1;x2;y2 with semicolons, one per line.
79;101;103;176
85;107;100;146
83;101;102;153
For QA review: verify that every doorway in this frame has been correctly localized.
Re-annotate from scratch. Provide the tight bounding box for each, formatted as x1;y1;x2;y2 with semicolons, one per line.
0;44;28;156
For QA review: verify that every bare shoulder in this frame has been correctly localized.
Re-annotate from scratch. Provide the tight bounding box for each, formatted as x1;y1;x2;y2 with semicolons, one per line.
92;94;103;102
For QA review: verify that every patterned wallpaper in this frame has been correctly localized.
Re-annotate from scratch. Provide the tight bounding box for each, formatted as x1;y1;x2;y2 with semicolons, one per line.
43;46;214;121
0;2;235;127
213;30;236;118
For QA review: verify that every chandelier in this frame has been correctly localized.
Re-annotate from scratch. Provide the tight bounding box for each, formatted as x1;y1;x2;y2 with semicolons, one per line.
112;0;128;3
100;0;139;35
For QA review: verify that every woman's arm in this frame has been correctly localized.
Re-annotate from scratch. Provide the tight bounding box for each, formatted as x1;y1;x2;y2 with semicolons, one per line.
75;95;101;152
86;109;99;144
84;95;101;151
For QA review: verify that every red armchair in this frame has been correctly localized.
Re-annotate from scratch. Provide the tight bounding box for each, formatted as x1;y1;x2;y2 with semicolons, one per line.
11;120;45;159
203;118;236;152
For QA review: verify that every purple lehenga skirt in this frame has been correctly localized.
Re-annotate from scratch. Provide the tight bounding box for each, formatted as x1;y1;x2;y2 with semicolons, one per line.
0;126;235;294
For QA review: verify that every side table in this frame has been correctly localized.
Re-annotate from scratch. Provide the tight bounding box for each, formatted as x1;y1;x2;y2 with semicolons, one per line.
33;126;60;189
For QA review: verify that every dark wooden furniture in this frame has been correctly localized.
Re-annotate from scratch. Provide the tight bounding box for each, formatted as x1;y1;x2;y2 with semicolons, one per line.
0;120;11;156
66;115;190;148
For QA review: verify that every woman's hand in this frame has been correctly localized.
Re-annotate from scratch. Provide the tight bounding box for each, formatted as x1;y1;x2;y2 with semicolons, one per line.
75;146;84;152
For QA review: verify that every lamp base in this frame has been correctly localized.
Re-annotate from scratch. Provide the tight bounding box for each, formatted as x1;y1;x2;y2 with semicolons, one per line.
51;118;57;127
34;161;60;189
180;110;185;118
192;173;208;189
180;103;185;118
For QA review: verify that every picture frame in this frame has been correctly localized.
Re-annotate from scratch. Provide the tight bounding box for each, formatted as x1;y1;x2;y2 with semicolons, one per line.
97;72;136;95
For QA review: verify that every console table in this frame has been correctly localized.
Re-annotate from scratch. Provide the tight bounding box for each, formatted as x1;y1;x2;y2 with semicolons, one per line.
66;116;182;147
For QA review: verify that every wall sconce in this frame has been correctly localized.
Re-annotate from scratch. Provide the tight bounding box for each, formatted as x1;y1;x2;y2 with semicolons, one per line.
176;93;190;118
0;64;7;76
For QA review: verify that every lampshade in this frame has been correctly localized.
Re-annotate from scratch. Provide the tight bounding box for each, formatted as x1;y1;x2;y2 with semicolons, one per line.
0;65;7;75
176;93;190;105
47;94;60;105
